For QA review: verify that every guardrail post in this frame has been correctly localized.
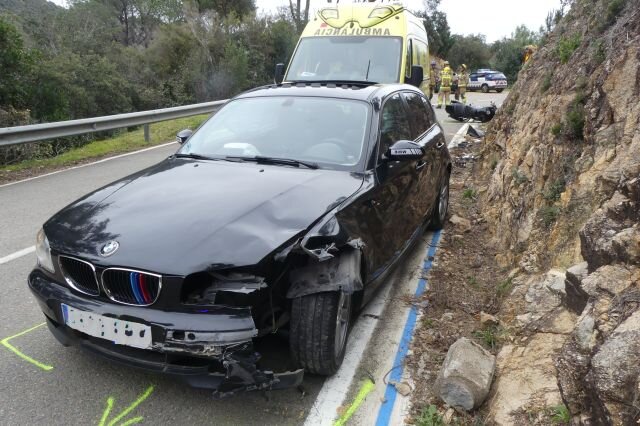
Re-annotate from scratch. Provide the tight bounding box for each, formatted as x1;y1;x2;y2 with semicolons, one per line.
144;124;150;143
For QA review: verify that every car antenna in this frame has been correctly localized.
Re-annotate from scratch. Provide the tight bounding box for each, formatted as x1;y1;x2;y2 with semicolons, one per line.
365;60;371;82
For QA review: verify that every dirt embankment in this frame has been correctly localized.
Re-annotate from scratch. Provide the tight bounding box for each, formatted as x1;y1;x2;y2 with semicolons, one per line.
409;0;640;424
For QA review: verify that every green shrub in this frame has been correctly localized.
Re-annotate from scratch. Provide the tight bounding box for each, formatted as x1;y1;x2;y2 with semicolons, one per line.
606;0;626;26
543;179;566;202
551;123;563;136
541;206;561;227
415;405;444;426
593;40;606;64
512;168;528;185
541;73;553;93
566;104;585;140
556;34;582;63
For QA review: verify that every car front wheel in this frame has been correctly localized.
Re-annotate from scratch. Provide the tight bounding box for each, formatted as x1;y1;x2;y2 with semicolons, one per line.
496;88;504;93
290;291;352;375
429;173;450;230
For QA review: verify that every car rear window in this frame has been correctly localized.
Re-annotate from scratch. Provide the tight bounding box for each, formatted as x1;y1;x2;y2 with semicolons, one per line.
180;97;371;170
488;73;507;80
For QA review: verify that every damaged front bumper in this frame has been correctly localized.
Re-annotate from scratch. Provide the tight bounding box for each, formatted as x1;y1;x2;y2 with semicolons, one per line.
28;272;303;396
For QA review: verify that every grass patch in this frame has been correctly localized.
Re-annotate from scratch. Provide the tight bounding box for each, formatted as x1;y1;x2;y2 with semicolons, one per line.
551;123;563;136
0;114;209;174
415;405;444;426
462;188;478;200
556;34;582;64
496;277;514;297
543;178;566;202
541;205;561;227
467;276;479;288
473;325;505;350
490;157;499;170
551;404;571;424
541;73;553;93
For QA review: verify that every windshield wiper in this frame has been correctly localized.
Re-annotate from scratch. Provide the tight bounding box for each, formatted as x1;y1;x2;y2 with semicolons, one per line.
174;152;218;161
226;156;319;169
289;79;378;86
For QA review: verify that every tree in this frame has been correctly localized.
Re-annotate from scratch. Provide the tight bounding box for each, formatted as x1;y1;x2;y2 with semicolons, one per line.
0;17;33;108
490;25;540;82
447;34;492;71
194;0;255;17
288;0;310;33
415;10;453;58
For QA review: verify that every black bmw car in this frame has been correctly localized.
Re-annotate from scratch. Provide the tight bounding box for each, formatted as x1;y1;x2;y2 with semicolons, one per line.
29;82;451;396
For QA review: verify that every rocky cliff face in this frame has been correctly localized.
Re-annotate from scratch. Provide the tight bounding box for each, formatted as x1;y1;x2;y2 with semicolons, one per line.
478;0;640;423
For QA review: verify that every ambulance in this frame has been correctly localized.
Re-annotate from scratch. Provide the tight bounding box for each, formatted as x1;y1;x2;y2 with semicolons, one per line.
275;2;430;92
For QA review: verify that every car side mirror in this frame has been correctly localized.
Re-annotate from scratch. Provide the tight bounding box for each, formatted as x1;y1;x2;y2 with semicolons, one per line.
407;65;424;88
274;63;285;84
385;140;424;161
176;129;192;144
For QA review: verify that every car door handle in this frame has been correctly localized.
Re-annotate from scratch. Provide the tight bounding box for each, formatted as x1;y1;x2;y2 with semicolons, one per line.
415;160;427;170
436;140;446;149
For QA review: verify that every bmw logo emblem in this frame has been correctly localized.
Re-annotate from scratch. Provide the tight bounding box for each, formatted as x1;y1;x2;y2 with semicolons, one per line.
100;240;119;257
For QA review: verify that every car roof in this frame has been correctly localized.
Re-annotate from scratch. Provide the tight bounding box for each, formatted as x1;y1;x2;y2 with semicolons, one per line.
233;82;423;103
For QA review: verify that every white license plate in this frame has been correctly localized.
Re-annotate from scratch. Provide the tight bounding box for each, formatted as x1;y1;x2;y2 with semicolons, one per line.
61;304;152;349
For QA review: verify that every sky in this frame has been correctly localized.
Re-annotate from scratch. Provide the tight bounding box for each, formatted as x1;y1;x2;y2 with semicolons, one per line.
49;0;562;42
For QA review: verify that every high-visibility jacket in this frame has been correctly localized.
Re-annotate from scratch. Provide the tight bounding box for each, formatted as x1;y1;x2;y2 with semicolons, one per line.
458;72;468;88
430;67;437;86
440;67;452;89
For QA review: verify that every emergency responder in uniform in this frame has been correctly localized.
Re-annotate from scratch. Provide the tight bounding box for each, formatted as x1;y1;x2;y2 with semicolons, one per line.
429;60;438;100
455;64;469;104
437;61;452;109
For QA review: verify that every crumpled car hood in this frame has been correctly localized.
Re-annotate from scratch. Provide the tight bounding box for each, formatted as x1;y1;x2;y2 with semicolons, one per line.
45;158;364;275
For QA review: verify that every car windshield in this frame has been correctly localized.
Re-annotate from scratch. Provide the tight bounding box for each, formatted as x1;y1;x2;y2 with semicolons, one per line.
286;36;402;83
179;97;370;169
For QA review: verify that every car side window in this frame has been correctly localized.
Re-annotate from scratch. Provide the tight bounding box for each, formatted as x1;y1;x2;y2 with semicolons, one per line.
403;92;433;138
379;94;412;161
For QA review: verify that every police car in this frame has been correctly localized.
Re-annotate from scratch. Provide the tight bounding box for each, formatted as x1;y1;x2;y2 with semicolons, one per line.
467;69;508;93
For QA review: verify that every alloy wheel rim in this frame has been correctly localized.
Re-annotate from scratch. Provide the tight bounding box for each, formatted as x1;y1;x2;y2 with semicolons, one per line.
334;292;351;358
439;182;449;223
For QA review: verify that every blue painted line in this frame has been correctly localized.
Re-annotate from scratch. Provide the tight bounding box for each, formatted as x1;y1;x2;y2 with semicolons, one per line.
375;230;442;426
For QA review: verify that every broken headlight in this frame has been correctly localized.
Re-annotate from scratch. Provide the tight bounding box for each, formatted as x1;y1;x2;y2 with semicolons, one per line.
36;228;55;273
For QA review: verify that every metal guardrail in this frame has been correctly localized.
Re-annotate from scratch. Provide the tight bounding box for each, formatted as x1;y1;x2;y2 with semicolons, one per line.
0;99;228;147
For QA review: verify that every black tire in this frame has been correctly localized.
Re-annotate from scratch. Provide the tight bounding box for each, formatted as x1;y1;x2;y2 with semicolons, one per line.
496;88;504;93
481;84;489;93
429;173;450;230
290;291;351;375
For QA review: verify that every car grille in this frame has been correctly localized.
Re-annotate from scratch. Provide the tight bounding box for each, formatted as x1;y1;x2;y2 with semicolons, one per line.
59;256;100;296
101;268;161;306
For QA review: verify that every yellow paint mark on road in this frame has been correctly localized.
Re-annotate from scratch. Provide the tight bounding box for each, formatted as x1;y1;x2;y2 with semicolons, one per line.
98;385;154;426
1;322;53;371
334;379;376;426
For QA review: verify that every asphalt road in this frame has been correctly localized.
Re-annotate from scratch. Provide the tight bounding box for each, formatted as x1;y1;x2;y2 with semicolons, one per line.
0;91;506;426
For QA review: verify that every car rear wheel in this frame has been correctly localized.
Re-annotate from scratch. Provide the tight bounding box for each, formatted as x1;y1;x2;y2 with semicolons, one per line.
481;84;489;93
496;88;504;93
290;291;352;375
429;174;450;230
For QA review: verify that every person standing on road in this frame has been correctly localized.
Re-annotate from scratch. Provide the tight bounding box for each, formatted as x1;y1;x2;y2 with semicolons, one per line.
429;60;438;100
437;61;452;109
456;64;469;104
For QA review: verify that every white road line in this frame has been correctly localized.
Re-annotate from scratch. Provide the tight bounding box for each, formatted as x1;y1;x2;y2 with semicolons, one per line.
0;246;35;265
447;123;470;149
304;278;396;426
0;141;178;189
